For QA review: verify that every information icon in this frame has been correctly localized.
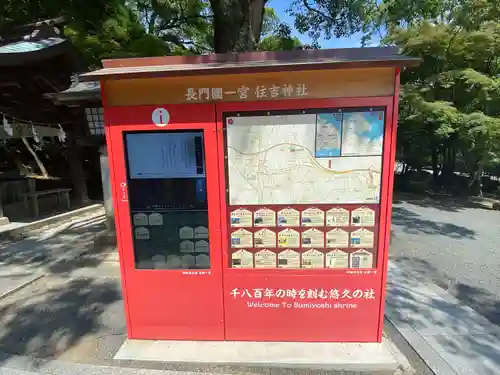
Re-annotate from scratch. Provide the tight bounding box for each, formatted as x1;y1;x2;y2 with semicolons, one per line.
152;107;170;127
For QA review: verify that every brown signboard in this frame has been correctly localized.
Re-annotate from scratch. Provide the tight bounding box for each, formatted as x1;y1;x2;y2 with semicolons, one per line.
104;68;395;106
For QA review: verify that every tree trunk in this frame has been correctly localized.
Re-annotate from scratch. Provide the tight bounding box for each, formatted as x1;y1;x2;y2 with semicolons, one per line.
210;0;265;53
66;129;89;205
246;0;266;49
21;137;48;177
444;133;458;187
468;161;484;197
430;144;439;185
441;144;457;189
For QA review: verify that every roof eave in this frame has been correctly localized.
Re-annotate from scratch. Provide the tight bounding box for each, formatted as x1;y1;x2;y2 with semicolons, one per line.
44;90;101;105
0;39;72;67
80;58;420;82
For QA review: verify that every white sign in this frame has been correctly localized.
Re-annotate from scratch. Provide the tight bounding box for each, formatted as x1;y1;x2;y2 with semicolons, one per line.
134;227;150;240
226;114;382;205
180;240;195;253
133;213;148;226
194;226;209;239
179;226;194;239
152;108;170;127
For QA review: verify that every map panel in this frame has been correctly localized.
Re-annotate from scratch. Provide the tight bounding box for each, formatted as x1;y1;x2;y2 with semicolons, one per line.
226;113;382;205
315;113;342;157
341;111;384;156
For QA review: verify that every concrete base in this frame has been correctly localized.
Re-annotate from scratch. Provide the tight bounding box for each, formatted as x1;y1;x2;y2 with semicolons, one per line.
114;339;405;373
0;203;102;241
0;216;9;226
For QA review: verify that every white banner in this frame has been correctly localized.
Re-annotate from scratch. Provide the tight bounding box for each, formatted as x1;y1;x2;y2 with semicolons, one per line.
0;122;61;139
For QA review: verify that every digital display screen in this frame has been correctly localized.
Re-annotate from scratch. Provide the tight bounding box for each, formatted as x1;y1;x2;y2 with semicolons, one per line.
124;131;207;211
123;130;210;270
126;132;205;179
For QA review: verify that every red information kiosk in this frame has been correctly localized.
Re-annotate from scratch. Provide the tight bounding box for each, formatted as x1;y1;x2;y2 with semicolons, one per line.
82;47;418;343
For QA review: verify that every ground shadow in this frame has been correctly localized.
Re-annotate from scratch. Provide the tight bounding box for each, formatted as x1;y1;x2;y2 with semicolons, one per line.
4;202;99;226
393;256;500;327
0;213;114;276
387;260;500;375
0;277;123;366
394;192;496;213
0;210;125;366
391;206;476;239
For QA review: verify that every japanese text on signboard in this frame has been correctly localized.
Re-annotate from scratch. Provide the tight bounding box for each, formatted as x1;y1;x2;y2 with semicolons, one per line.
185;84;308;101
230;287;375;300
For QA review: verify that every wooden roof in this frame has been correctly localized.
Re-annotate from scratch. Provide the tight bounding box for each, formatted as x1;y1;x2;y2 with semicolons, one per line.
0;18;74;67
48;81;101;104
80;47;420;81
0;17;84;131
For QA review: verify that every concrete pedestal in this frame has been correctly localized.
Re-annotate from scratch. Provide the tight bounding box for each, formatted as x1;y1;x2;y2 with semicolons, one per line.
114;339;409;373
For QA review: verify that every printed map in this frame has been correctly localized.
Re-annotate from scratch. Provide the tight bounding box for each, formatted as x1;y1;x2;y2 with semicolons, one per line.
342;111;384;156
315;113;342;157
226;114;382;205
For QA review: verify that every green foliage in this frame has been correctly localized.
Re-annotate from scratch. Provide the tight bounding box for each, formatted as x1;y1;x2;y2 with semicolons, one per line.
257;33;302;51
130;0;213;53
283;0;500;194
0;0;123;30
258;9;302;51
386;2;500;194
4;0;500;196
1;0;303;66
288;0;371;42
261;7;281;37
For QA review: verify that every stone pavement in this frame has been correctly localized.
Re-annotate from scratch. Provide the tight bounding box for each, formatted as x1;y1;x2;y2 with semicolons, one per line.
0;266;43;299
0;204;104;241
0;207;124;365
0;350;407;375
385;261;500;375
2;204;500;374
0;206;118;279
0;206;411;374
0;352;240;375
390;198;500;328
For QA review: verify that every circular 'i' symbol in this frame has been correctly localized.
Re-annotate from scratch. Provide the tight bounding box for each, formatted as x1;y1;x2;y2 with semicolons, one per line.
152;108;170;127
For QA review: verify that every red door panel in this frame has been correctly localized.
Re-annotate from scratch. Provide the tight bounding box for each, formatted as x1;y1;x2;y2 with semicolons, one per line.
106;104;224;340
215;98;395;342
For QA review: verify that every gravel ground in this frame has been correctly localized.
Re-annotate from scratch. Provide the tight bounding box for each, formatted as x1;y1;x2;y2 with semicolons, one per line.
0;208;124;363
0;203;439;373
0;275;125;362
390;197;500;326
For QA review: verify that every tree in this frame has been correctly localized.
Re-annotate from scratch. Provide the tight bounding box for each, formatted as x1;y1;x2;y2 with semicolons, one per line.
385;0;500;195
257;8;302;51
0;0;174;68
128;0;213;54
257;25;302;51
286;0;500;195
287;0;374;43
209;0;266;52
2;0;309;63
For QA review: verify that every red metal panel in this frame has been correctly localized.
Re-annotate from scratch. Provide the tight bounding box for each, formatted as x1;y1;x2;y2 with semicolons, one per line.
104;93;398;342
105;116;134;339
376;69;400;341
216;97;394;342
224;273;382;342
105;104;225;340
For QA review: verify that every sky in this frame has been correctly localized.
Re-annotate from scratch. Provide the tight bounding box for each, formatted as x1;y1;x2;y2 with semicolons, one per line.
268;0;368;48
